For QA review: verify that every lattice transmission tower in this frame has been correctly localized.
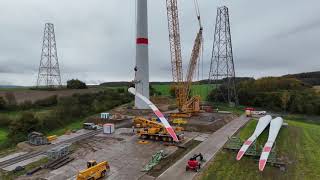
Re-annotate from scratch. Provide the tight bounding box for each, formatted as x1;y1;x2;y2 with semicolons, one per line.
36;23;62;88
208;6;238;105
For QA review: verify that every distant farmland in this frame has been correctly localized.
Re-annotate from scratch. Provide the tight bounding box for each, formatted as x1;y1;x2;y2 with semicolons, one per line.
0;87;107;103
0;84;216;103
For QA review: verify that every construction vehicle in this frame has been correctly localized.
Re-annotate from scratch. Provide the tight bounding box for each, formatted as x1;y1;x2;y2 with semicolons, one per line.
245;107;266;117
186;153;204;172
76;160;110;180
166;0;203;117
134;117;184;142
47;135;57;142
133;116;162;128
83;123;98;130
245;107;255;117
172;118;188;125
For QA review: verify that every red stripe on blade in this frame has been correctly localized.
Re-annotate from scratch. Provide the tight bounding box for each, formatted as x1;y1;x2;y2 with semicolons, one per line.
166;127;179;142
236;151;245;160
154;110;164;118
136;38;148;44
263;146;272;152
259;159;267;171
244;140;252;145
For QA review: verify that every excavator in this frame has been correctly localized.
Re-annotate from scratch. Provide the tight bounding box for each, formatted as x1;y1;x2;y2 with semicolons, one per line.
133;116;184;142
166;0;203;117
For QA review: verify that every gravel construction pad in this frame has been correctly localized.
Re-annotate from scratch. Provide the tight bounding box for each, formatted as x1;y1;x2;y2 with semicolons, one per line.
25;128;205;180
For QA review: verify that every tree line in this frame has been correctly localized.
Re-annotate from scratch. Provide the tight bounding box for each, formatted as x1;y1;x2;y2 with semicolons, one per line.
208;77;320;115
0;89;133;144
283;71;320;86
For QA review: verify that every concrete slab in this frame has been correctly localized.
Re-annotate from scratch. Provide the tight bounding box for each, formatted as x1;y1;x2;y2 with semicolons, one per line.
0;152;28;163
139;174;156;180
194;134;210;142
157;115;250;180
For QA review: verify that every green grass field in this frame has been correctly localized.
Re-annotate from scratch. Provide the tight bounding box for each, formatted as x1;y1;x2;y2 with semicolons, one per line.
0;129;8;144
215;103;245;116
0;108;86;148
152;84;214;100
201;118;320;180
47;118;87;136
0;108;52;120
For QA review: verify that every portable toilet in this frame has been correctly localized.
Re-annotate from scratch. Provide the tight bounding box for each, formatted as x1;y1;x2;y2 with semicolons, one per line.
103;123;115;134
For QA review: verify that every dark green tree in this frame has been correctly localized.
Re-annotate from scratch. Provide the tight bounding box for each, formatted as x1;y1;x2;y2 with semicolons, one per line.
0;97;6;110
67;79;87;89
8;112;40;143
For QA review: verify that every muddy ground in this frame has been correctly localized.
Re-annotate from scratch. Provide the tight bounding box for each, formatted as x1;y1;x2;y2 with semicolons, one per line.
178;112;237;133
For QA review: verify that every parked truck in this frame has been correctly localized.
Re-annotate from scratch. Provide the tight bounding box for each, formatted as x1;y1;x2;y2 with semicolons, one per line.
83;123;98;130
245;107;266;117
76;160;110;180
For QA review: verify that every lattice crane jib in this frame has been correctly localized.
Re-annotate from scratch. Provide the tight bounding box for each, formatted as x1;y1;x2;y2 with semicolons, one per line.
185;25;203;103
165;0;185;109
166;0;203;112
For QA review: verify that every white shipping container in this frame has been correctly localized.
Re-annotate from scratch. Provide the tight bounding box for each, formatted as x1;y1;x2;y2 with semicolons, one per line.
103;123;115;134
101;113;110;119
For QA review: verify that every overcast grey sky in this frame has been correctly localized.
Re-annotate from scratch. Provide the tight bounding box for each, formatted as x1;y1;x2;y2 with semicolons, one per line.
0;0;319;86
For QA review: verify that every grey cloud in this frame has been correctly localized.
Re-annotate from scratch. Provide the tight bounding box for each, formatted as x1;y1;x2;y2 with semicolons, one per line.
273;19;320;39
0;0;319;86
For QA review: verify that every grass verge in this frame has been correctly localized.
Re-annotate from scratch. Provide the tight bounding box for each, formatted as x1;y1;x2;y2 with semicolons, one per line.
152;84;215;101
200;118;320;180
0;128;8;143
215;103;245;116
47;117;87;136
